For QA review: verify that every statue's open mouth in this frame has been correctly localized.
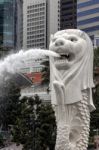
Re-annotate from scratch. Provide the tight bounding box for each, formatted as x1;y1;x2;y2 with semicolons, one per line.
55;52;73;62
60;53;70;60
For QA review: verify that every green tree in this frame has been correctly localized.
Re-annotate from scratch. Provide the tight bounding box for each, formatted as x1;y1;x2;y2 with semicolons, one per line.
90;47;99;137
12;95;56;150
36;103;56;150
0;133;4;148
0;79;21;130
94;47;99;67
0;79;21;147
90;85;99;134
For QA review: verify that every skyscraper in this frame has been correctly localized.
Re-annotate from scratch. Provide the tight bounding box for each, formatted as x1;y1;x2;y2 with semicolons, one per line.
23;0;47;49
60;0;77;30
0;0;23;57
47;0;60;47
23;0;62;49
77;0;99;46
16;0;23;50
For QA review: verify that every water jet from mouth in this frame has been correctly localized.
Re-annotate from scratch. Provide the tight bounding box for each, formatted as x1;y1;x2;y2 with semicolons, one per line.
0;48;59;84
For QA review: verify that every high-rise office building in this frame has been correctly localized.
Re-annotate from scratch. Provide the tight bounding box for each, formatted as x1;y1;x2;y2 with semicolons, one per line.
23;0;47;49
23;0;61;49
77;0;99;46
0;0;23;57
60;0;77;30
16;0;23;50
47;0;60;47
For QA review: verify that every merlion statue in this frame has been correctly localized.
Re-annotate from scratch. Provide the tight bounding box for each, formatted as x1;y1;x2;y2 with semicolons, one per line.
49;29;95;150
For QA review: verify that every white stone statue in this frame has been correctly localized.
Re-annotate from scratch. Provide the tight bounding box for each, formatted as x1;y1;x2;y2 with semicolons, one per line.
49;29;95;150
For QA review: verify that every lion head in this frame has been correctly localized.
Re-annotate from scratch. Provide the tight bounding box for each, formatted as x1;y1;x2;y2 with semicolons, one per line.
49;29;91;70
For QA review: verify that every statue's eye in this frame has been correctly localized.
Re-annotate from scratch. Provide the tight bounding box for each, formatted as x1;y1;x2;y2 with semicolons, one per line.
69;37;77;42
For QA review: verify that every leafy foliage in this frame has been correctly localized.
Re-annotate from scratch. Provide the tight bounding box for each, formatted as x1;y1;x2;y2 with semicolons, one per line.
0;79;56;150
0;133;4;148
0;79;21;147
94;47;99;67
90;86;99;136
0;80;21;130
12;95;56;150
90;47;99;138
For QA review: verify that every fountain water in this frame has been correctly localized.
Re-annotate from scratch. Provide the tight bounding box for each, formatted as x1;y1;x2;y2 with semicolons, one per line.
0;48;59;82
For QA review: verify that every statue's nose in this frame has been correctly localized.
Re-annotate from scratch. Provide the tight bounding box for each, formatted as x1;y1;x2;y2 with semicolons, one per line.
55;39;65;47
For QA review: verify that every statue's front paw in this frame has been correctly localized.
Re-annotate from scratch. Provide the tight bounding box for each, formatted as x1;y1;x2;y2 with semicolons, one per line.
53;81;65;105
53;81;64;88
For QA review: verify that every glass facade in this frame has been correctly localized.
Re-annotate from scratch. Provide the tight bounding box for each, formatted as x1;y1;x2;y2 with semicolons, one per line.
78;0;99;8
0;0;16;50
25;0;46;49
0;3;3;46
77;0;99;42
60;0;77;30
